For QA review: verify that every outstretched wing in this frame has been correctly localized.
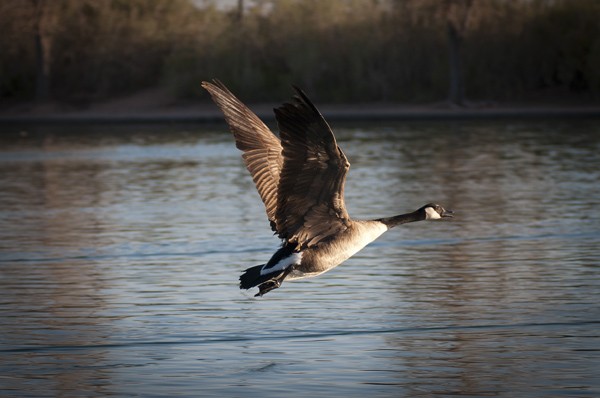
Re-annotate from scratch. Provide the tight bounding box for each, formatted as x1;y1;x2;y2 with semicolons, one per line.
202;80;283;231
274;86;351;248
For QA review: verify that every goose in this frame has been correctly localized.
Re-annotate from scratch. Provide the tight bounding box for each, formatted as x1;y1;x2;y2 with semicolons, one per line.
202;80;453;297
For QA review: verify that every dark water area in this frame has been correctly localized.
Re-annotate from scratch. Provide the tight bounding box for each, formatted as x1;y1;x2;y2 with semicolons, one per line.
1;121;599;397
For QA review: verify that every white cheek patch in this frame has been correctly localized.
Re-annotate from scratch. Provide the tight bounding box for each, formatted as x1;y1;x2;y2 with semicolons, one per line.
261;252;303;275
425;207;441;220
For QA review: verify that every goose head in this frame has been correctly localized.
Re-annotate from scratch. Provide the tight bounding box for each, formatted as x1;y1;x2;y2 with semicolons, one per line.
420;203;453;220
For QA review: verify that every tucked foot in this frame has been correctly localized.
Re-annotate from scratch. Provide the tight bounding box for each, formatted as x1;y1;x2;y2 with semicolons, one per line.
254;266;293;297
254;279;282;297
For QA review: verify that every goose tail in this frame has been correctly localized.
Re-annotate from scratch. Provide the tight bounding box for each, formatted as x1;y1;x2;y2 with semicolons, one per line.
239;264;268;290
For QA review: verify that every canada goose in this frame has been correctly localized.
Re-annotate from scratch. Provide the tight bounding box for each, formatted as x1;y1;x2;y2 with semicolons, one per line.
202;80;453;297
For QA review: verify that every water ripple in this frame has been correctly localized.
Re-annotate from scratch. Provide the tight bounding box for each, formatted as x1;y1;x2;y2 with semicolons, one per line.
3;320;599;354
1;122;599;396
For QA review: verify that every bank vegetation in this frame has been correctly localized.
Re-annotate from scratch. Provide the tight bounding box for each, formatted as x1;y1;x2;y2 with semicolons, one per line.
1;0;599;105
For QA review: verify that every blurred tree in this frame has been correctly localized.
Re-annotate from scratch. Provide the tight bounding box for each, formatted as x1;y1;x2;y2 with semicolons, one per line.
31;0;49;101
0;0;598;104
0;0;59;101
444;0;473;106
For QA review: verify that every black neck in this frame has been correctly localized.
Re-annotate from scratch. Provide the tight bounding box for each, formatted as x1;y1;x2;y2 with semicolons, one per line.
377;210;425;229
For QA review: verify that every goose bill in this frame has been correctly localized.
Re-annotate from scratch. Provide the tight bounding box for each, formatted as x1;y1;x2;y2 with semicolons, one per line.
441;209;454;218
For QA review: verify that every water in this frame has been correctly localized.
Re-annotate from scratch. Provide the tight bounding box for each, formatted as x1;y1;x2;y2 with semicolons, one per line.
1;121;599;397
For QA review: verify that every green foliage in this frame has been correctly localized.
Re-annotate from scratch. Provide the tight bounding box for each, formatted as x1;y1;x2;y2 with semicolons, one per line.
1;0;599;103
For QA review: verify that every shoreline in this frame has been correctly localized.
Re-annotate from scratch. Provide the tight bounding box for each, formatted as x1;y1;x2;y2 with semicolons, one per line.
1;101;599;125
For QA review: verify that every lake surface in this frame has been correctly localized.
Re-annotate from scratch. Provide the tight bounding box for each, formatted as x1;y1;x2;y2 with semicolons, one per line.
1;120;599;397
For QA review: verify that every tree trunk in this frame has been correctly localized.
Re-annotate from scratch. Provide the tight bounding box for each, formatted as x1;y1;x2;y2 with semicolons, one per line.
237;0;244;22
447;21;464;106
34;30;49;101
32;0;49;102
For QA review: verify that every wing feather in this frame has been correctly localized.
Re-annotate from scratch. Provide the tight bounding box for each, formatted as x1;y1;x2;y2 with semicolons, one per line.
202;80;283;230
274;87;351;247
203;81;352;247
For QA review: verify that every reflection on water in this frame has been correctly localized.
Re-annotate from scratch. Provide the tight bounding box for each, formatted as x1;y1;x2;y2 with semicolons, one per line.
1;121;599;397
